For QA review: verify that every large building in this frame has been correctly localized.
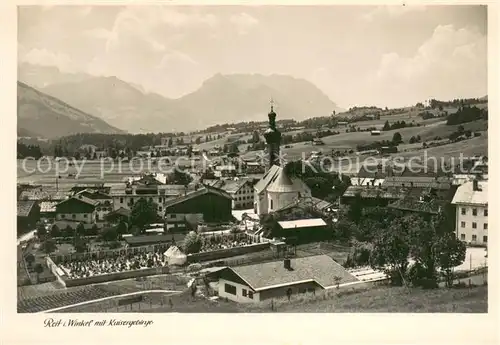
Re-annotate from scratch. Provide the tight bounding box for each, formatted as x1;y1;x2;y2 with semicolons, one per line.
55;195;99;224
163;186;233;226
451;179;488;246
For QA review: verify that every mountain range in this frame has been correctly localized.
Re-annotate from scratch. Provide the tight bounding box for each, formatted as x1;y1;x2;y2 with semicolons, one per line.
19;63;343;134
17;81;125;139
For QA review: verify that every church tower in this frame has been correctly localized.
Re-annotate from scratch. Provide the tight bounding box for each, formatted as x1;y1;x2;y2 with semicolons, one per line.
263;99;282;169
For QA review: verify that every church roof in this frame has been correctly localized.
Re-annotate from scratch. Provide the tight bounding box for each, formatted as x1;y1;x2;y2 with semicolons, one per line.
267;167;308;193
254;165;282;193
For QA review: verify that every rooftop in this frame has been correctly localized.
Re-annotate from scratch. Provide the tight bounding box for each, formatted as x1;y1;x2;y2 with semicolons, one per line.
451;181;488;206
163;186;232;209
17;200;36;217
227;255;358;291
278;218;327;229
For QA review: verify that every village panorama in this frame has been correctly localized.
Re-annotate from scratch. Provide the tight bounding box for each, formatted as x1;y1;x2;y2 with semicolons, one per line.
16;5;488;313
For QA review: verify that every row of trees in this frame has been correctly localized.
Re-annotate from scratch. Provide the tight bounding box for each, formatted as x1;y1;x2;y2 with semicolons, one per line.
339;201;466;288
446;106;488;125
17;142;43;159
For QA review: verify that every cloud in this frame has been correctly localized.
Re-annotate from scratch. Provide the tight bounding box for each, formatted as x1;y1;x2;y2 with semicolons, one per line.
230;13;259;35
21;48;76;73
368;24;487;106
362;5;427;22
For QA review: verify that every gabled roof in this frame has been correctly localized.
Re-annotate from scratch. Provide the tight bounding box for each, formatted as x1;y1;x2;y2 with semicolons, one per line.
223;255;358;291
278;218;327;229
218;178;252;194
342;186;407;199
76;189;112;200
17;200;36;217
57;195;99;208
105;207;131;218
267;168;297;193
254;165;281;193
40;201;58;213
451;181;488;206
163;186;232;209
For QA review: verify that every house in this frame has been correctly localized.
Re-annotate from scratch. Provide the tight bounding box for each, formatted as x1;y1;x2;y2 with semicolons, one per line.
451;180;488;246
55;195;99;224
312;138;325;146
253;165;311;215
214;165;237;178
110;182;192;217
277;218;330;243
341;185;407;207
246;161;265;174
39;201;58;220
75;189;113;222
105;207;131;224
370;130;381;136
163;186;233;225
208;255;358;303
17;200;40;233
218;178;254;210
70;183;110;195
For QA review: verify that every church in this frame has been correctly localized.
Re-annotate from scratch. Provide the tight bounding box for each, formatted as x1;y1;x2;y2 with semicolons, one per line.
253;102;311;215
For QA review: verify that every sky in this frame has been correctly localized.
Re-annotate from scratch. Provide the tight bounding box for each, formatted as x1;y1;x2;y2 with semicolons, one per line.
18;5;488;109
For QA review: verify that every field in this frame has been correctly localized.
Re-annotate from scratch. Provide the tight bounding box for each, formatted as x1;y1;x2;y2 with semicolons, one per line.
17;273;190;313
99;284;487;313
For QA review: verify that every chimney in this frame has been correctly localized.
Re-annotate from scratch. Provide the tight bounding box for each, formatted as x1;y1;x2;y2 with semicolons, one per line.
284;258;291;270
473;179;480;191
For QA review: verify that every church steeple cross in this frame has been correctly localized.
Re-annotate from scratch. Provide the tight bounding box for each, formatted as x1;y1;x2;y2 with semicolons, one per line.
270;98;274;111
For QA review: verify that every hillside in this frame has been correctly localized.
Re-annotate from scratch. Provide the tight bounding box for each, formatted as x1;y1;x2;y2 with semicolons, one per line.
17;82;125;139
37;70;342;133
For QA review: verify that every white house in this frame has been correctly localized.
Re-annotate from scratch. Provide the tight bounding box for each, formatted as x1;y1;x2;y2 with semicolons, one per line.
451;180;488;246
208;255;358;303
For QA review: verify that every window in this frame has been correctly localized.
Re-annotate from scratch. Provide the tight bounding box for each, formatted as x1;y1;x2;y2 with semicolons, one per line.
460;234;465;240
72;214;76;219
472;208;477;216
84;214;87;218
461;208;466;215
242;289;247;297
483;236;488;243
158;206;162;212
484;223;488;230
120;197;124;203
270;199;273;210
170;214;176;219
61;214;65;219
224;283;236;295
484;209;488;217
248;291;253;299
299;288;306;294
130;199;134;205
472;234;477;241
472;222;477;229
461;221;466;228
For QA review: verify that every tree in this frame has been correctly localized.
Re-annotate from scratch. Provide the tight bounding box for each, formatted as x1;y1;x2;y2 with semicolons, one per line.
347;193;363;224
370;216;413;286
76;222;86;237
183;231;203;254
41;239;57;254
50;224;61;237
116;220;128;235
435;231;467;288
36;222;47;239
73;236;88;253
382;120;391;131
101;226;119;242
25;253;35;268
130;198;158;231
34;263;44;283
169;169;193;186
392;132;402;144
